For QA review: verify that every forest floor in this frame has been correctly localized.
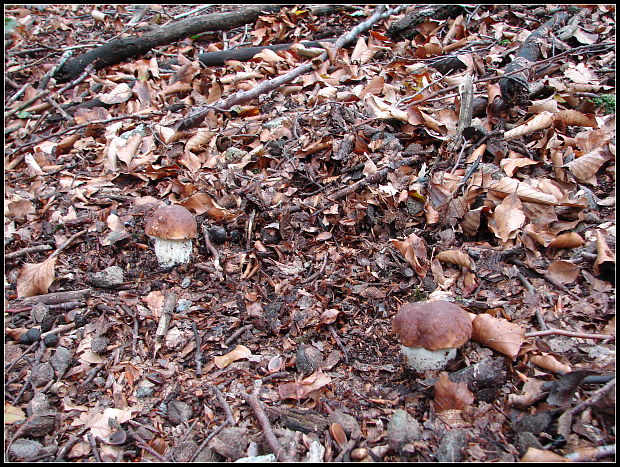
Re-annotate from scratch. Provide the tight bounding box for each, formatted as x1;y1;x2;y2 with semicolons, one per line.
4;4;615;463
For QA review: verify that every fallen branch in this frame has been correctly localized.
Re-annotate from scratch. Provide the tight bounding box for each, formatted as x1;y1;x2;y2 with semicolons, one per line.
242;379;295;462
525;329;614;340
55;5;283;83
177;4;407;130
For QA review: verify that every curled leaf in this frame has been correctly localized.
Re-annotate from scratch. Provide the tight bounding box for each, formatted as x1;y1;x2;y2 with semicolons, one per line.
435;250;474;270
434;372;474;413
213;345;251;369
472;314;525;359
390;233;429;278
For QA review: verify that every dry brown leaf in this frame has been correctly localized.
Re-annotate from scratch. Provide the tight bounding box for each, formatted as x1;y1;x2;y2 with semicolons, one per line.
390;232;429;278
278;370;332;400
488;177;558;205
547;260;580;284
521;447;569;462
472;314;525;359
186;129;216;152
99;83;133;105
563;147;608;181
181;193;236;221
488;193;525;242
507;379;546;408
434;372;474;413
528;353;572;374
213;344;251;369
329;423;347;449
547;232;584;249
504;111;555;140
16;256;57;298
435;250;474;270
500;156;539;177
594;229;615;276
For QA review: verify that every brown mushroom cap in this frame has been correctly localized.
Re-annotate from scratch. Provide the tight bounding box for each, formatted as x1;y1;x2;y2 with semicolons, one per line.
145;205;197;240
392;300;472;351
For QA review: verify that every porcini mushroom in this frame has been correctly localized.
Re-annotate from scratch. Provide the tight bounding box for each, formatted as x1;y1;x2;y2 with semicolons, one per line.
145;205;197;267
392;300;472;371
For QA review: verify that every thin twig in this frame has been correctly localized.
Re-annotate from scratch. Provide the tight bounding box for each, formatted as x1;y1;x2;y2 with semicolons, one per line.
87;433;102;462
525;329;614;340
192;322;202;377
570;378;615;415
242;379;295;462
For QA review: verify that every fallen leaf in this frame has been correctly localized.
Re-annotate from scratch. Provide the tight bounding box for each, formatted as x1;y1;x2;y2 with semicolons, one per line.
16;256;56;298
521;447;569;462
390;232;429;278
472;314;525;359
214;345;251;369
546;260;580;284
4;402;26;424
434;372;474;412
488;193;525;242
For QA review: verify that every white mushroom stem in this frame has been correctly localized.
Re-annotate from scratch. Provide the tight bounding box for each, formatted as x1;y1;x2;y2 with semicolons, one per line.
151;237;193;267
400;345;457;372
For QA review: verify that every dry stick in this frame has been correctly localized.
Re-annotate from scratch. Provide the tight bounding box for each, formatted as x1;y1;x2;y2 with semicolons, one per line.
525;329;614;340
243;379;296;462
565;444;615;462
570;378;615;416
189;385;235;462
127;428;168;462
224;324;254;346
87;433;102;462
328;324;349;364
4;341;38;372
177;4;397;129
55;435;81;461
5;244;53;260
192;321;203;377
407;42;614;107
14;288;91;306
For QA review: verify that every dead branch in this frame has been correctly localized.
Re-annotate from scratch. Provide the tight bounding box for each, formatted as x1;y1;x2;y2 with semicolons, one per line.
177;4;406;130
525;329;614;340
242;379;296;462
55;5;284;83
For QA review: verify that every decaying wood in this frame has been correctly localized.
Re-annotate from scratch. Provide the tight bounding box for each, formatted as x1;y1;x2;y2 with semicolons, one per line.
55;5;283;83
499;12;568;106
386;5;465;41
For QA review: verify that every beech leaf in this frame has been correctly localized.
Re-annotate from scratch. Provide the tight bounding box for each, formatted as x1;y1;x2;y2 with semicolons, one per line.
16;256;57;298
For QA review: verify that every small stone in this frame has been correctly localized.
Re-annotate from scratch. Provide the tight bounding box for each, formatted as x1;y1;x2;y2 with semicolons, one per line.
210;427;250;461
166;400;192;424
328;411;362;439
9;439;43;461
50;346;72;377
88;266;124;288
208;226;228;244
91;336;109;354
350;447;368;460
19;328;41;345
296;343;323;375
27;393;50;416
43;333;59;347
387;409;421;452
436;429;468;462
31;362;54;387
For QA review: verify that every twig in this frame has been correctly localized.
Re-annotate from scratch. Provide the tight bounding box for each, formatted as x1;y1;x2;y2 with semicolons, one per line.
565;444;615;462
189;385;235;462
570;378;615;415
47;229;88;261
128;428;168;462
245;210;256;251
87;433;102;462
534;306;549;330
4;341;38;372
12;288;91;306
177;4;399;129
525;329;614;340
55;435;80;461
224;324;254;346
192;322;203;377
242;379;295;462
327;324;349;364
5;245;54;260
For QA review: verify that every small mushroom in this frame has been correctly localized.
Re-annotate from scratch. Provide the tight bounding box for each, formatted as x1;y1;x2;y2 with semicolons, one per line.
392;300;472;372
145;205;197;267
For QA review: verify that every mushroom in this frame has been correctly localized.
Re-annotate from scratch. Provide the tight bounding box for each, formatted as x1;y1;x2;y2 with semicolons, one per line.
144;205;197;267
392;300;472;372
